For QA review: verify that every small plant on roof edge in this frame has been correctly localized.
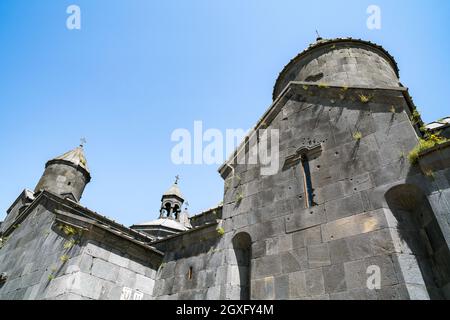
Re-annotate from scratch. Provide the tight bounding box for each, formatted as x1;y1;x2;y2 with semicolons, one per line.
62;225;77;236
353;131;363;141
63;239;76;250
423;168;435;181
407;135;448;165
359;94;372;104
410;110;421;125
217;227;225;236
235;192;244;203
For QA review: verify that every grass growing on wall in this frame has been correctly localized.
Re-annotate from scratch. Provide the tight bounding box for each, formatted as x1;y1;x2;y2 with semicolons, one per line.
408;134;448;164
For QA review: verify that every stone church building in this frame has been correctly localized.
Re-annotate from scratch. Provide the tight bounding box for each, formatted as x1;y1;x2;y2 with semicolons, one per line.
1;37;450;300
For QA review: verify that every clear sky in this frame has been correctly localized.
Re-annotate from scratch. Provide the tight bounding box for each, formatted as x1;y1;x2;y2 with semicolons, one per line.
1;0;449;226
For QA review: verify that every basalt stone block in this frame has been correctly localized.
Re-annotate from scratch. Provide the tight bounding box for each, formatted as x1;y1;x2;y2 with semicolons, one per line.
206;286;221;300
135;274;155;295
84;242;111;261
322;209;388;242
288;271;307;299
251;277;275;300
116;267;137;288
252;219;284;241
69;272;103;300
305;268;325;297
325;193;365;222
108;251;130;269
292;226;322;249
278;233;294;253
370;162;408;188
342;173;373;195
265;237;279;256
329;238;351;265
252;255;282;279
323;263;346;294
344;259;368;290
128;259;148;276
315;181;345;204
285;206;327;234
91;258;119;282
346;233;373;261
280;249;308;274
307;243;331;268
251;241;266;259
160;277;175;296
369;228;396;255
275;274;290;300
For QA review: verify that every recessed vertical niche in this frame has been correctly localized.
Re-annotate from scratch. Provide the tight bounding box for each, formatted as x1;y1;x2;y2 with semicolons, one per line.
232;232;252;300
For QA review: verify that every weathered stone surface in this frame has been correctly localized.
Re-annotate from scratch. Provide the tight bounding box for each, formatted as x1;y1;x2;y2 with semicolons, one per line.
2;38;450;301
307;243;331;268
322;209;388;242
91;258;119;282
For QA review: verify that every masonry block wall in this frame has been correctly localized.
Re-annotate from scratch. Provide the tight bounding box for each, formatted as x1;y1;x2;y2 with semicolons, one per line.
152;223;230;300
218;39;450;300
0;195;161;300
2;38;450;301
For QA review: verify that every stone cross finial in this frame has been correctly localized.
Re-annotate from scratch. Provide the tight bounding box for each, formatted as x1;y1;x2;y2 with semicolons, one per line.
315;30;322;41
175;175;180;184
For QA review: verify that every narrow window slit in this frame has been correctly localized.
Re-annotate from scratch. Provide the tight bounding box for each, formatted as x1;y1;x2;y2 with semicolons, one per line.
301;154;316;208
188;267;193;280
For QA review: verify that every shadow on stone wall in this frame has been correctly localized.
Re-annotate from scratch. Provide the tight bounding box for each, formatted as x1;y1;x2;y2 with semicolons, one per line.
385;184;450;299
232;232;252;300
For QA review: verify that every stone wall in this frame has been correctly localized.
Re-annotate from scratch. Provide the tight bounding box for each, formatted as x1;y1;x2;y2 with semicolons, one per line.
152;223;232;300
219;80;449;299
0;197;161;300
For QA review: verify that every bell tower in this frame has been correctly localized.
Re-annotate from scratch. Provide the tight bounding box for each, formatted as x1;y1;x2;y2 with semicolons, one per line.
159;175;184;220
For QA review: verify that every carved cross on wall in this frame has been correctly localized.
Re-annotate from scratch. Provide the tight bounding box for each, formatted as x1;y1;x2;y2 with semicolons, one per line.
283;144;322;208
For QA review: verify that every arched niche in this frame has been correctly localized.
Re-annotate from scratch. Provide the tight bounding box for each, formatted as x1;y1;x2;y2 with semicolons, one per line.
232;232;252;300
385;184;450;299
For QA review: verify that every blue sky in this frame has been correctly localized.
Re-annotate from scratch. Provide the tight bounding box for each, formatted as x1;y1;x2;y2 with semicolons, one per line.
1;0;449;226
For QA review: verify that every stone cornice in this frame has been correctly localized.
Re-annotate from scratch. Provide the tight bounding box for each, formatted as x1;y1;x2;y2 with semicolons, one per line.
218;81;418;179
2;190;163;256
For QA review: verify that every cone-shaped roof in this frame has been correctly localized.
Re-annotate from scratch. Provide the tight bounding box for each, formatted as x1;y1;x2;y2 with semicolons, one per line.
51;146;90;174
162;182;184;200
